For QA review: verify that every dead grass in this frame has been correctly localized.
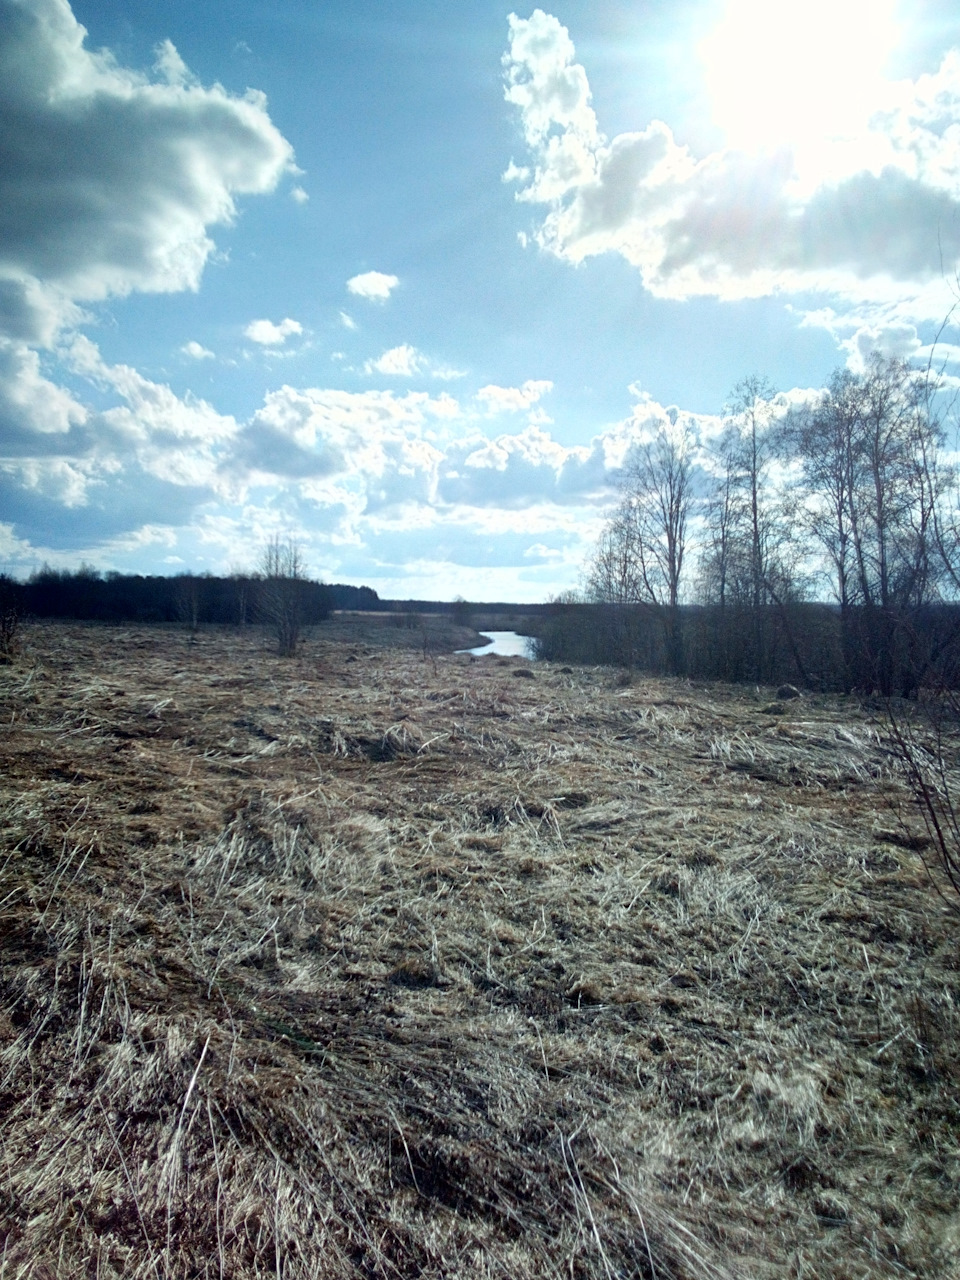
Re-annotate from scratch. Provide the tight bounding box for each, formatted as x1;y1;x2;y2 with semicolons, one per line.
1;623;958;1278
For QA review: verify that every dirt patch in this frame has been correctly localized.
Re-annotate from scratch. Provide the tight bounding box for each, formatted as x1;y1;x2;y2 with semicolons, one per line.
1;622;958;1279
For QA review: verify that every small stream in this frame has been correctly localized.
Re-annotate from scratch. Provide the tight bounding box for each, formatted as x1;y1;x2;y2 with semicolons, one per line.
457;630;536;658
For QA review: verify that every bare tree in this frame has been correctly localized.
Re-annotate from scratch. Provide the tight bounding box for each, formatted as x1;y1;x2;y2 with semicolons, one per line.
699;378;800;681
795;353;948;693
258;536;307;657
588;420;695;674
723;379;798;603
697;444;739;610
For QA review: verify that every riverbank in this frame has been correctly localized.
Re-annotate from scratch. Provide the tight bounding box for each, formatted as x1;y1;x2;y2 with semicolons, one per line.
1;624;957;1278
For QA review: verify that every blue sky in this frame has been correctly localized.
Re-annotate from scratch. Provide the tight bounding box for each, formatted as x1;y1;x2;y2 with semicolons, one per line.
3;0;960;599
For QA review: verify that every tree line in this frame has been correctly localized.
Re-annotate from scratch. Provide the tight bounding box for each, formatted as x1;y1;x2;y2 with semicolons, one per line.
536;354;960;694
0;565;336;629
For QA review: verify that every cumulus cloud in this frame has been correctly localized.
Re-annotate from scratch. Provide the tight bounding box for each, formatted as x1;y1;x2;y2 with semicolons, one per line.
0;459;210;550
476;380;553;414
78;355;234;456
245;317;303;346
221;384;458;496
213;378;679;521
502;10;960;319
181;340;214;360
364;344;425;377
346;271;399;301
0;340;89;456
0;323;721;594
0;0;294;346
0;0;297;555
0;1;642;593
847;322;924;370
796;304;942;371
362;345;466;380
0;333;239;546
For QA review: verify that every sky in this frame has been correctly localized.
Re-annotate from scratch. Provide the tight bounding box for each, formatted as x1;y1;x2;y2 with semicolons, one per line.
2;0;960;600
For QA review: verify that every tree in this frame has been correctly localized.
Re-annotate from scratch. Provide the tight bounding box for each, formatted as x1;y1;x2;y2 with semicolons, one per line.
587;419;695;674
699;377;800;681
697;445;739;610
795;353;948;693
258;536;307;657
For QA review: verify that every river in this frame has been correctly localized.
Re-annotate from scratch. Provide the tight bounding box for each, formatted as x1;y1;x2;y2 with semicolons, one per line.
457;630;536;658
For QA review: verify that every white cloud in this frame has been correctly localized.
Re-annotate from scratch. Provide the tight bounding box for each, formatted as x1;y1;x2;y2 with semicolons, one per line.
62;336;237;495
153;38;195;88
245;317;303;346
0;330;732;595
847;322;924;371
213;379;663;521
502;160;530;184
364;344;425;376
0;2;660;592
502;10;960;322
222;384;459;493
362;345;465;380
0;0;294;346
0;339;88;451
290;185;309;204
796;303;942;371
0;333;241;553
4;456;91;508
346;271;399;301
339;311;357;330
476;380;553;413
181;340;214;360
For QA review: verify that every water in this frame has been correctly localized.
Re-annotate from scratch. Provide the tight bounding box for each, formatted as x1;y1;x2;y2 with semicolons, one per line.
457;630;535;658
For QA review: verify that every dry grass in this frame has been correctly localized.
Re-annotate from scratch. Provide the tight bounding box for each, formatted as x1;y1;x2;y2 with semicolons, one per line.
1;622;958;1279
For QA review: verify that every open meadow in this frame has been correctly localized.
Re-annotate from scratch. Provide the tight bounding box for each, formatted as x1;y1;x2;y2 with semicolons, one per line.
1;622;958;1279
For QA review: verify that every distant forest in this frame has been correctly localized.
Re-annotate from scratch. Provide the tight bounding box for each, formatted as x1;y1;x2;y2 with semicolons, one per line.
0;568;375;627
0;567;552;629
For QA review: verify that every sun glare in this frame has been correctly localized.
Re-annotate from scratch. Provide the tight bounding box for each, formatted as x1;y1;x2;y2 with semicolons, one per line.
699;0;900;164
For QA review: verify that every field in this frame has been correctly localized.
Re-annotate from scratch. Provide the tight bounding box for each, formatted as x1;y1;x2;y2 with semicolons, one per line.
1;622;958;1279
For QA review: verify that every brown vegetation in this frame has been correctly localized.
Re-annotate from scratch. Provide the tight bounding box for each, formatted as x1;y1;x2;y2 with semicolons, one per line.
1;623;958;1278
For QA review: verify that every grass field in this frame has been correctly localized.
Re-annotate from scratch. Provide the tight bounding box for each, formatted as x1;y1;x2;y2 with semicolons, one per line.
1;622;958;1278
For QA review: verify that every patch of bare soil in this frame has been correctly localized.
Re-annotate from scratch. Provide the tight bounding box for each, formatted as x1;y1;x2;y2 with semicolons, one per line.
1;623;958;1279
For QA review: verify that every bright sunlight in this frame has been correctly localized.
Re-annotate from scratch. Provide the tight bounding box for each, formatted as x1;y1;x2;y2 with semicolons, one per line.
699;0;900;169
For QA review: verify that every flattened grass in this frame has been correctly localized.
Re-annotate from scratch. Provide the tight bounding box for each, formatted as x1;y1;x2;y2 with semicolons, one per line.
1;624;958;1278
